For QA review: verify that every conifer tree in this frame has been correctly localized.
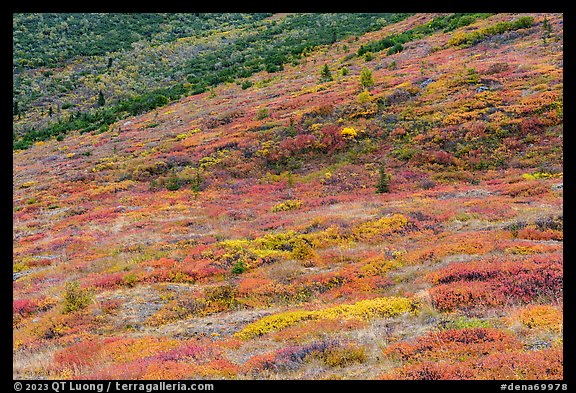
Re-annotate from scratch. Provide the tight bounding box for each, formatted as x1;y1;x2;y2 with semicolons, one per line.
376;165;391;193
320;64;333;82
97;90;105;107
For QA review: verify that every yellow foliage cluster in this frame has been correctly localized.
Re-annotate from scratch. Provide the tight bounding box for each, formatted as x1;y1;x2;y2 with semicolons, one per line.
307;225;348;249
199;149;228;169
521;172;561;180
340;127;359;139
91;157;117;172
13;262;28;273
235;310;315;340
19;181;36;189
348;102;378;119
504;246;535;255
219;238;288;267
175;128;201;140
357;90;372;104
271;200;303;212
235;296;418;339
256;141;275;158
299;84;323;95
360;258;403;277
88;180;137;197
352;214;409;242
310;123;324;132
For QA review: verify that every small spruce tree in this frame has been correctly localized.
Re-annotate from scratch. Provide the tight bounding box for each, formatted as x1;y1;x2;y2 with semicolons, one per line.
376;165;391;193
542;16;552;43
320;64;333;82
97;90;105;107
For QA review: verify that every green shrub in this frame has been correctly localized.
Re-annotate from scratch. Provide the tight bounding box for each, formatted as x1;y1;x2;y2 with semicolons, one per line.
63;281;93;313
360;67;375;89
123;273;138;287
256;107;270;120
387;42;403;55
165;177;181;191
241;80;253;90
232;260;247;274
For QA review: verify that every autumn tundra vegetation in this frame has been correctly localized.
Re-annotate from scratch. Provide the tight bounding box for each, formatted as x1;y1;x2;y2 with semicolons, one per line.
13;13;563;380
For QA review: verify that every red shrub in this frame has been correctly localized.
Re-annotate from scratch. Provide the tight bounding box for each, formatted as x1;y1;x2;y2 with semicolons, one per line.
150;342;208;362
384;328;522;362
383;361;474;380
429;281;501;310
81;359;151;380
517;227;563;241
428;253;562;310
54;340;105;370
384;348;562;380
474;347;563;379
13;299;37;315
82;272;126;289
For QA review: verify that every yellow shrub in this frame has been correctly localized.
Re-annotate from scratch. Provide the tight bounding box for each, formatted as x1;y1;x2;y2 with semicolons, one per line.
91;157;117;172
235;296;417;339
357;90;372;104
352;214;409;242
199;156;221;169
310;123;324;132
341;127;359;139
361;258;403;277
317;296;417;321
235;310;316;340
19;181;36;189
271;200;303;212
13;262;28;273
176;128;201;140
522;172;559;180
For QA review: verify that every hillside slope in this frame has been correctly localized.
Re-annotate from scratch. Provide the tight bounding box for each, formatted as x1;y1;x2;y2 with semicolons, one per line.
13;13;563;380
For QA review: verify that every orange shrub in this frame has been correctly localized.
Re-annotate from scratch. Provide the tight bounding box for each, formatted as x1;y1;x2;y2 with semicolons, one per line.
504;181;550;197
382;348;562;379
517;227;563;241
512;305;563;333
383;328;522;363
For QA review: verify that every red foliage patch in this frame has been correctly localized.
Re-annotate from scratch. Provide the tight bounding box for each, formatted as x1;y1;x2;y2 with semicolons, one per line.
54;339;106;370
427;253;562;310
384;328;522;362
13;299;38;316
383;347;562;380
